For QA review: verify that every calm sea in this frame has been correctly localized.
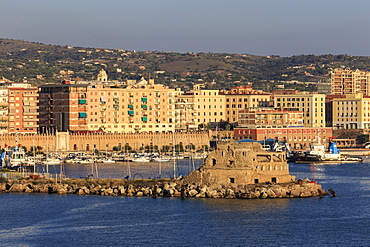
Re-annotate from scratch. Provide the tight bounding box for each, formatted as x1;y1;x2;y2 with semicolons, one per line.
0;160;369;246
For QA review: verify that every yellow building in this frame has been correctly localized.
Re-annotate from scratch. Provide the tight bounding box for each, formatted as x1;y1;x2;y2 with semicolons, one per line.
177;84;225;127
273;93;325;128
238;107;303;128
38;76;182;133
86;77;181;133
221;86;271;125
332;93;370;129
174;100;197;131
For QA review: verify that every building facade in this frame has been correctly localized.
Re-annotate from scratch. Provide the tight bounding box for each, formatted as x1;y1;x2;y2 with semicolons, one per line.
174;100;197;131
234;127;333;149
221;86;271;125
331;93;370;129
273;93;326;128
178;84;226;127
8;83;39;134
86;78;181;133
238;108;304;128
330;68;370;95
38;77;181;133
38;82;89;133
0;87;8;134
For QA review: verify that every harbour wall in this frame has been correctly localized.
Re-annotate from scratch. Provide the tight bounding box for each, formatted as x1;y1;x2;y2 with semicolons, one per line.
0;131;215;154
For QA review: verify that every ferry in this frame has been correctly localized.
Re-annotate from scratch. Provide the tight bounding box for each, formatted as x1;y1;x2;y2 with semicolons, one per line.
292;141;363;163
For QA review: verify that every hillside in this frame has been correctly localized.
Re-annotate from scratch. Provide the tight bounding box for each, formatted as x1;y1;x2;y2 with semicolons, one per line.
1;38;370;91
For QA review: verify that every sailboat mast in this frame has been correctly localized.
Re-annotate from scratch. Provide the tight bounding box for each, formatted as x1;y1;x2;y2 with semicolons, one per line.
172;132;176;179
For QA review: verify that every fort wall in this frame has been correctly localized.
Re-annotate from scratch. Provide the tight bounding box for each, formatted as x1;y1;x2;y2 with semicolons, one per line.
0;131;212;154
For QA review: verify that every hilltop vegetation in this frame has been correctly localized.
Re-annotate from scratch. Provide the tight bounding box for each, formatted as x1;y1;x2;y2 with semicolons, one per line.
1;38;370;91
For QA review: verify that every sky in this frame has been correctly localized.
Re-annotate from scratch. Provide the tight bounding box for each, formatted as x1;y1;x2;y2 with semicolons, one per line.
1;0;370;57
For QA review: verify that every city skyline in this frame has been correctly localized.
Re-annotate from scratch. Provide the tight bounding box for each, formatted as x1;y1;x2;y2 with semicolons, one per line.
2;0;370;57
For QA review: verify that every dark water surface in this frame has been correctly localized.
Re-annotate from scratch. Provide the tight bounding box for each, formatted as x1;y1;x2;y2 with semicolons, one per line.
1;161;369;246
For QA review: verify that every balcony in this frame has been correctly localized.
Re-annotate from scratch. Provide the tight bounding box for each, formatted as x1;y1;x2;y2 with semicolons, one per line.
78;120;87;125
78;99;87;104
23;92;37;97
23;123;39;128
78;93;87;99
23;118;39;122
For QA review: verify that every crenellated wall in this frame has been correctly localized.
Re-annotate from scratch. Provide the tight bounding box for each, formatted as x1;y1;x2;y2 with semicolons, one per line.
0;131;213;153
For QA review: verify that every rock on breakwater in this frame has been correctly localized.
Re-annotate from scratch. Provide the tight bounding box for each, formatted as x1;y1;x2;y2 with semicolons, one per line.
0;178;327;199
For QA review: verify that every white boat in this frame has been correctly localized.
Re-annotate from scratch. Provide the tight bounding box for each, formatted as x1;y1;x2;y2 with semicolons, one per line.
0;147;27;167
293;141;363;163
153;156;170;162
102;158;116;163
43;158;63;165
70;158;94;164
132;156;150;162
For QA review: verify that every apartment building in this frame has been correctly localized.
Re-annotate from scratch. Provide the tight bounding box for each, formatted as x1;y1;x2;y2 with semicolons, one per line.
38;82;89;133
174;100;197;131
178;84;225;127
220;86;271;125
330;68;370;95
8;83;39;134
0;87;8;134
273;93;325;128
38;77;181;133
87;78;180;133
238;107;303;128
331;93;370;129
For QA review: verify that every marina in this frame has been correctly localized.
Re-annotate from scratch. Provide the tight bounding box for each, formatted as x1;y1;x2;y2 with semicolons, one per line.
0;160;369;246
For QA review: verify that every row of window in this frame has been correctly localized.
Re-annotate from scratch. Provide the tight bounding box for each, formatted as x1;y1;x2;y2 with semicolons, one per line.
225;98;267;103
90;124;173;129
276;97;324;102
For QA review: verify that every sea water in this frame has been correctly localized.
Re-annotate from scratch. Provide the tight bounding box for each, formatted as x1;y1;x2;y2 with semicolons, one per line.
0;161;369;246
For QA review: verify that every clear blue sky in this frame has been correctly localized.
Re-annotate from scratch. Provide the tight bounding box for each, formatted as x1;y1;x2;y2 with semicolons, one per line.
1;0;370;57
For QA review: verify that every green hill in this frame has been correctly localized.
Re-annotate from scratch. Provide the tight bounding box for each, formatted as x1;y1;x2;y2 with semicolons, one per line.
1;38;370;91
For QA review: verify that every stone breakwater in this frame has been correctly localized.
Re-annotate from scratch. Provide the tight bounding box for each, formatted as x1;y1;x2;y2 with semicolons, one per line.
0;178;327;199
